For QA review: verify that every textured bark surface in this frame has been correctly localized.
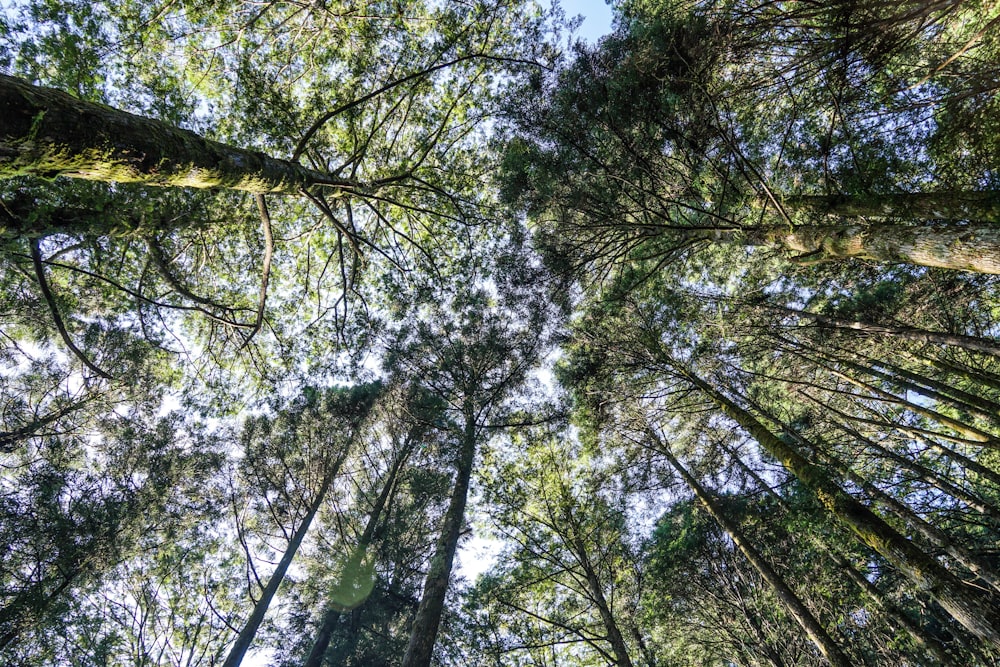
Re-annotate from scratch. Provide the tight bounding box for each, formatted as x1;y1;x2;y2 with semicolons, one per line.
784;192;1000;222
400;410;476;667
0;74;349;194
759;224;1000;274
677;366;1000;649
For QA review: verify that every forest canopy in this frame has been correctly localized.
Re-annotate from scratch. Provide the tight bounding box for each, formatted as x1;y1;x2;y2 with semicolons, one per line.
2;0;1000;665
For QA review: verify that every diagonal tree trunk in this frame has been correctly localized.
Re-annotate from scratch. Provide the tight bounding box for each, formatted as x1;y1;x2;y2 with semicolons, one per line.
719;437;957;667
303;434;417;667
222;450;349;667
653;436;852;667
669;362;1000;648
400;404;477;667
742;224;1000;274
767;303;1000;357
784;192;1000;223
566;530;634;667
0;74;358;195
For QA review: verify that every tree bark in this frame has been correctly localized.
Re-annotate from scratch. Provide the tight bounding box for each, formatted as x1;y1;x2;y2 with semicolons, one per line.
654;439;852;667
0;74;356;195
720;438;956;667
835;420;1000;523
400;406;477;667
672;363;1000;648
568;531;634;667
770;304;1000;358
743;223;1000;274
784;192;1000;223
815;443;1000;595
222;451;348;667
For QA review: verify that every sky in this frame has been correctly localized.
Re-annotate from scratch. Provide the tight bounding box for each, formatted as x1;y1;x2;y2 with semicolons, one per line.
561;0;615;43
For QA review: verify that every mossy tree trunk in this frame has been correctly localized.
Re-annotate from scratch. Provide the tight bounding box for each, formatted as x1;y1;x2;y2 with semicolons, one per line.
742;224;1000;274
0;74;356;195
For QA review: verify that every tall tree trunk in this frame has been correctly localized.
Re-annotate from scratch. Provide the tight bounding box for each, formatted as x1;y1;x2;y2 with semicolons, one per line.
804;354;999;445
0;74;356;195
222;451;348;667
784;192;1000;223
400;406;477;667
833;420;1000;522
303;436;416;667
654;439;852;667
767;304;1000;358
814;443;1000;594
671;363;1000;648
913;353;1000;393
820;346;1000;429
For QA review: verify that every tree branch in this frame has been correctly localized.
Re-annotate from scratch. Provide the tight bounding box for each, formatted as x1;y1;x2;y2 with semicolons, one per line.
30;240;112;380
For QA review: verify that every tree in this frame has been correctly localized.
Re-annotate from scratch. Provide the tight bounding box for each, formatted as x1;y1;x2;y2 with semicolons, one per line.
221;383;380;666
475;433;646;667
500;3;1000;281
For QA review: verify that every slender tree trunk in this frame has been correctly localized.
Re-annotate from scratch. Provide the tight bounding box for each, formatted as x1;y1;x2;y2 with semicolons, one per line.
822;347;1000;429
721;439;956;666
222;452;348;667
654;439;852;667
400;406;477;667
914;353;1000;393
303;437;416;667
0;74;357;196
671;363;1000;648
769;303;1000;357
834;420;1000;522
815;444;1000;594
806;355;999;445
567;531;634;667
783;192;1000;223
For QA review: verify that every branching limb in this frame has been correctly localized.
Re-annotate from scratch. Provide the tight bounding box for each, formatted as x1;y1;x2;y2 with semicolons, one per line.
237;195;275;351
30;240;112;380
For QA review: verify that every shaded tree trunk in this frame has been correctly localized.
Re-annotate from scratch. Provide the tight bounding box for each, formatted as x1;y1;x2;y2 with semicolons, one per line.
303;435;417;667
0;74;357;196
784;192;1000;223
567;531;634;667
834;420;1000;522
222;452;348;667
400;405;477;667
721;438;956;667
654;438;852;667
769;304;1000;358
819;346;1000;429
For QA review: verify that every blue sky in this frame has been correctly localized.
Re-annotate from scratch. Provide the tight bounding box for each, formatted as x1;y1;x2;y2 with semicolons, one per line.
560;0;614;43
